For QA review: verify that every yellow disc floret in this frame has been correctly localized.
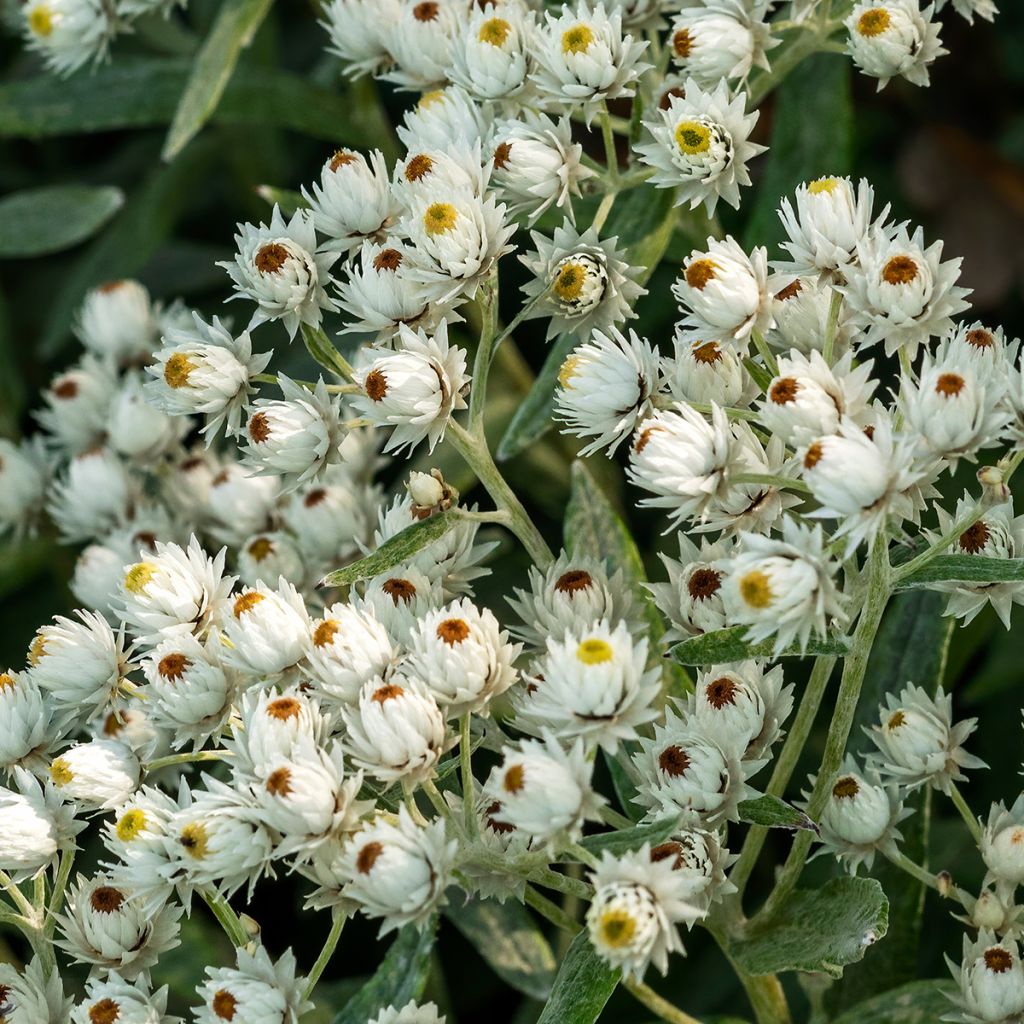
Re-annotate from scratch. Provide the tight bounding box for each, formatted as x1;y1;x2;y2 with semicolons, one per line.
598;909;638;948
478;17;512;46
738;570;774;609
116;809;148;843
124;562;157;596
561;23;594;54
163;353;196;390
576;637;614;665
423;202;458;236
674;120;711;155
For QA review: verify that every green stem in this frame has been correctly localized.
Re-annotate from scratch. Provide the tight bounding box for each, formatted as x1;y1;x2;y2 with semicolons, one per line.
894;498;993;584
948;783;982;845
300;323;356;382
460;713;477;837
146;750;228;774
752;330;779;378
567;842;600;870
303;913;346;999
599;806;637;831
447;421;553;569
710;923;792;1024
202;888;251;948
524;884;581;934
44;847;75;937
469;269;499;437
527;865;594;900
0;871;37;922
591;188;618;233
421;778;450;819
732;472;811;494
821;290;843;365
730;657;836;899
755;538;891;924
598;105;620;181
624;979;706;1024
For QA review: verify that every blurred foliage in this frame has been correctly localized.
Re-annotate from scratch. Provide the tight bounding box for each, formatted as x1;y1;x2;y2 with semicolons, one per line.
2;1;1024;1020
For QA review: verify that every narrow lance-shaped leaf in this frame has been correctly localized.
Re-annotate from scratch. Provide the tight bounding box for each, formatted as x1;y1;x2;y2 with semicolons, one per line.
895;555;1024;589
669;626;851;666
0;185;124;259
320;510;464;588
580;817;680;857
162;0;274;161
333;917;436;1024
536;931;620;1024
831;980;957;1024
737;796;818;833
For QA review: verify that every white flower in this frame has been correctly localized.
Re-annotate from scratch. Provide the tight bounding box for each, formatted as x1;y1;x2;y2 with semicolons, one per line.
556;327;663;456
810;758;907;874
766;277;857;358
406;598;521;716
369;1002;446;1024
948;931;1024;1024
665;336;750;409
120;537;234;647
74;279;155;363
0;958;71;1024
47;447;133;542
381;0;463;90
241;376;347;488
106;372;184;461
647;828;737;911
227;688;327;780
646;535;731;642
490;112;593;224
56;874;181;978
71;973;177;1024
341;676;446;784
336;807;456;934
633;708;750;826
934;0;996;23
531;1;649;124
352;322;469;454
219;206;338;339
485;733;605;850
867;684;985;794
22;0;113;75
36;354;116;455
0;437;49;539
521;219;645;341
841;223;970;358
448;3;537;100
320;0;401;79
515;619;660;752
759;349;876;446
28;608;128;714
846;1;945;90
145;311;270;440
586;846;704;980
667;0;775;86
0;769;82;879
776;177;886;282
673;236;777;343
981;795;1024;891
938;321;1012;385
203;462;280;548
194;946;311;1024
0;670;55;775
237;531;306;589
356;569;445;645
222;578;311;677
302;148;393;254
635;79;764;216
397;86;492;151
49;739;141;810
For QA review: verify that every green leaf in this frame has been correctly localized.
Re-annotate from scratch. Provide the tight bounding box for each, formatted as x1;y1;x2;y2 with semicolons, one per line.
0;185;124;258
320;510;465;587
832;980;956;1024
731;877;888;978
580;818;679;856
256;185;308;216
669;627;851;666
444;896;556;1000
603;749;644;823
0;59;368;146
896;555;1024;588
737;796;817;833
743;52;853;253
536;931;619;1024
495;185;677;463
162;0;273;161
333;918;437;1024
564;460;691;695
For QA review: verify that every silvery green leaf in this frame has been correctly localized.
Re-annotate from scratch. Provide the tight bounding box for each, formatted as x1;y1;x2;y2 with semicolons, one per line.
669;627;851;665
895;555;1024;588
737;796;817;833
536;931;619;1024
0;185;123;258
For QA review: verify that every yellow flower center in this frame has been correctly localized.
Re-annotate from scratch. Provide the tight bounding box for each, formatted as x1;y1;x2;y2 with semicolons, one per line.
116;809;147;843
558;354;581;388
179;822;209;860
50;757;73;786
576;638;614;665
28;634;48;666
418;89;445;109
684;258;718;290
857;9;891;36
562;24;594;54
124;562;157;595
554;261;586;301
0;672;16;692
478;17;511;46
738;570;773;609
808;176;841;194
599;909;638;948
233;591;265;617
674;120;711;155
28;4;55;36
163;352;196;389
247;537;274;562
423;202;458;236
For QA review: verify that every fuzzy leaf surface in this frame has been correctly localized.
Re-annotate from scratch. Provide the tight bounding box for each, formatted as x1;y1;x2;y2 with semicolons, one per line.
0;185;124;257
536;931;619;1024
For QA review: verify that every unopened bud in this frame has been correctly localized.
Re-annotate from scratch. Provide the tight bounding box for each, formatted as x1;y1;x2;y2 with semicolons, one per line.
937;870;954;898
407;469;457;519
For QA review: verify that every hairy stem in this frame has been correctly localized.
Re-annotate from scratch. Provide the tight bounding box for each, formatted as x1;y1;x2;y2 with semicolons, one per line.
948;783;982;845
201;888;250;948
524;885;581;934
303;913;346;999
460;713;478;837
469;269;499;436
624;978;707;1024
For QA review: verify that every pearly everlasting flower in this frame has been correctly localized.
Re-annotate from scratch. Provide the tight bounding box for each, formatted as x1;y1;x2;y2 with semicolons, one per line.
241;376;347;488
320;0;401;79
369;1002;446;1024
448;3;537;100
759;350;876;445
586;846;704;980
237;531;305;589
222;578;311;677
395;144;488;212
521;220;645;341
840;223;970;358
981;795;1024;892
194;946;311;1024
227;688;327;779
49;739;141;810
0;436;49;538
397;86;492;151
145;312;270;440
948;931;1024;1024
0;768;83;879
356;568;446;645
934;0;997;23
120;537;234;647
0;958;72;1024
36;354;117;455
352;322;469;454
555;327;663;456
341;676;446;784
646;534;731;641
938;321;1012;386
673;236;778;344
0;670;56;774
867;684;985;793
203;462;280;548
406;598;520;716
336;807;456;934
489;113;592;225
770;278;852;358
633;707;750;826
48;447;133;542
776;177;885;283
74;279;155;363
635;79;764;216
28;608;128;714
106;372;184;461
531;2;649;124
485;734;605;850
810;758;907;874
666;335;750;409
648;828;737;912
71;973;177;1024
845;1;945;90
21;0;113;75
303;148;393;254
515;619;660;752
219;206;338;339
381;0;464;91
667;0;775;86
57;873;181;978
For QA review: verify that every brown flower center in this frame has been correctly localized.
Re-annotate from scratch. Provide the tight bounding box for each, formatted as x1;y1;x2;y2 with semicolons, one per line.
672;27;692;57
769;377;800;405
373;248;403;272
687;567;722;601
776;279;803;301
691;341;722;365
966;328;994;349
705;676;738;709
832;775;860;799
233;591;264;617
685;258;717;290
881;255;918;285
212;990;238;1020
371;683;405;703
248;411;272;443
959;520;991;554
254;242;290;274
985;947;1014;973
364;370;388;402
266;697;301;720
555;569;593;594
404;154;434;181
266;767;293;797
503;764;525;793
493;141;513;170
381;577;416;604
313;619;339;648
329;149;357;172
658;745;691;777
935;373;965;397
436;618;470;645
90;886;125;913
89;999;121;1024
157;653;190;681
413;1;438;20
803;441;824;470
